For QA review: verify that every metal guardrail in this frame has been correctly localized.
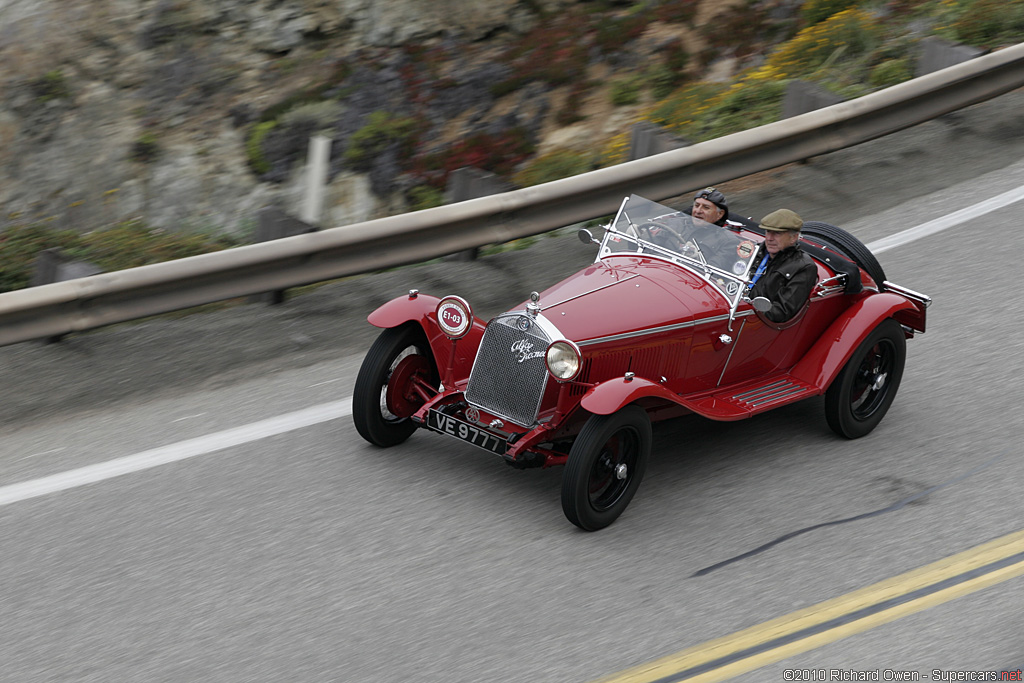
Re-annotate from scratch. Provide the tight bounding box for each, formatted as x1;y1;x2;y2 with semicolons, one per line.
2;42;1023;346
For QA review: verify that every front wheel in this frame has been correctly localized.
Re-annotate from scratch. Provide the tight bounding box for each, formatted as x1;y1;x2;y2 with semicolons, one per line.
561;406;652;531
353;324;439;448
824;318;906;439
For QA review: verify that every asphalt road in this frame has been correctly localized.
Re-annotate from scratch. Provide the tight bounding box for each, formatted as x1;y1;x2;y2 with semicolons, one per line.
1;90;1023;683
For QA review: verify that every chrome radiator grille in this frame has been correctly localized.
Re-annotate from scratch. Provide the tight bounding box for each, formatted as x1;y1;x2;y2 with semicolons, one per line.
465;314;553;427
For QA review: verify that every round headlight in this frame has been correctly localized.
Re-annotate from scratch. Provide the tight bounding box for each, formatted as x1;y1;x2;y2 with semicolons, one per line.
436;296;473;339
546;340;582;381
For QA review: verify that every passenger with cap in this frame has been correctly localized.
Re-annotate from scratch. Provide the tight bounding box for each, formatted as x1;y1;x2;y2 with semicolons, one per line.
748;209;818;323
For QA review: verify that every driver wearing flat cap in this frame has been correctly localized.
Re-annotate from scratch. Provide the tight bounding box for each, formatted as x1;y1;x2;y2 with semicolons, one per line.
748;209;817;323
692;187;729;227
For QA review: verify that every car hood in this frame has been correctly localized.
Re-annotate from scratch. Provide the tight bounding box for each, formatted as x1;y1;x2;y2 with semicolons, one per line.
520;256;728;343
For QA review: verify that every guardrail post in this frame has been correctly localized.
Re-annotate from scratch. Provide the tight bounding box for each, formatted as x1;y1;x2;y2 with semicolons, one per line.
248;206;318;305
30;249;64;289
31;248;103;343
917;37;985;76
444;167;514;261
302;135;332;226
782;80;845;119
249;135;329;305
628;122;689;161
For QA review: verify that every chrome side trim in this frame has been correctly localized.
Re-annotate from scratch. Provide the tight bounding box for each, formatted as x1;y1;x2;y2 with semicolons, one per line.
717;318;746;387
883;281;932;307
814;285;846;298
733;379;809;407
578;310;754;347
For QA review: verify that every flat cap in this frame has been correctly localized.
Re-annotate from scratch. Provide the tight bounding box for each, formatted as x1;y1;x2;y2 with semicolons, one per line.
759;208;803;232
694;187;727;211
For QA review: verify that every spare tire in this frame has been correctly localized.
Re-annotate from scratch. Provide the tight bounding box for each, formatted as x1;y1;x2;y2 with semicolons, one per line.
801;221;886;289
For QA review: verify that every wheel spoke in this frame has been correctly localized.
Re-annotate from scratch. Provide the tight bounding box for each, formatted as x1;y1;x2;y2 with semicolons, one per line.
587;428;639;511
850;339;895;419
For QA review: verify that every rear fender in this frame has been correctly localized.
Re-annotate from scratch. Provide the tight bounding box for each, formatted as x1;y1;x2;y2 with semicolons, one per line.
791;293;915;390
580;376;685;416
367;294;485;379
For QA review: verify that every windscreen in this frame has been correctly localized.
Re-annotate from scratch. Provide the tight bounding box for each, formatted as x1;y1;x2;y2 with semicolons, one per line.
600;194;760;301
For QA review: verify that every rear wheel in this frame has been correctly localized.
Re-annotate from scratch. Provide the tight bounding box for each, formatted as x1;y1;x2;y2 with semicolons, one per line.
801;221;886;288
353;324;438;447
825;319;906;439
561;406;651;531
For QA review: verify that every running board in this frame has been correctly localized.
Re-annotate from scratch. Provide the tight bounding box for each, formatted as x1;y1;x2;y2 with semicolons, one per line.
681;375;821;421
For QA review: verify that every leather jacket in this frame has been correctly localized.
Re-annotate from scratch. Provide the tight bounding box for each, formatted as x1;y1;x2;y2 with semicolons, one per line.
749;245;817;323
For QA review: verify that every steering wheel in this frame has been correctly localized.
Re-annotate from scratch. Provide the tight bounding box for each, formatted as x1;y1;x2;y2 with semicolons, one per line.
637;220;685;252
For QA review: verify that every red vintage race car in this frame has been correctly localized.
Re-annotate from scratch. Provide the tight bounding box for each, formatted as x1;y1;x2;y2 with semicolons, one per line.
353;194;930;530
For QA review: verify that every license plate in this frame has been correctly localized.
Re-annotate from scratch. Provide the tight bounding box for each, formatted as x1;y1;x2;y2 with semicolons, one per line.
426;410;507;456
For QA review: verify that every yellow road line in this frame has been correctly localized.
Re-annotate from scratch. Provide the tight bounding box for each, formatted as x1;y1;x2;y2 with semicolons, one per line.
593;529;1024;683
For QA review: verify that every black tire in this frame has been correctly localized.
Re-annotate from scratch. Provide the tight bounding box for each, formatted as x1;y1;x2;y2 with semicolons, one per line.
801;221;887;288
353;324;438;448
561;406;651;531
825;318;906;439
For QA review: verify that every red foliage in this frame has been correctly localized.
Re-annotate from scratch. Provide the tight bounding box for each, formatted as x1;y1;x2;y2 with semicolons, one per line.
408;128;536;189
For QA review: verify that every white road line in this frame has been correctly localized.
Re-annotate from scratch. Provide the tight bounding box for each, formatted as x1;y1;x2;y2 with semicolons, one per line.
0;399;352;507
309;377;346;388
172;413;207;423
867;184;1024;254
19;447;68;462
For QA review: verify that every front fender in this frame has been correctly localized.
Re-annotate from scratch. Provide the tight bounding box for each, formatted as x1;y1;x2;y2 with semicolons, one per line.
580;376;685;415
367;293;442;329
791;292;915;390
367;293;486;381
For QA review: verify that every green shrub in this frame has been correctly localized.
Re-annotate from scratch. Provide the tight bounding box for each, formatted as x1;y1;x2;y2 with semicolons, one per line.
765;8;881;78
594;12;651;55
34;70;71;102
344;111;417;170
0;219;240;293
609;76;644;106
699;78;786;140
131;132;161;162
945;0;1024;47
71;220;236;272
646;64;678;100
0;224;78;292
408;185;444;211
247;121;277;174
802;0;862;26
645;82;728;141
646;39;690;99
869;58;913;87
513;149;593;187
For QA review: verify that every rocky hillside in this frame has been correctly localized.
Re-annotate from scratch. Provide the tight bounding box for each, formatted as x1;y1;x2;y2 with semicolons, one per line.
5;0;1009;238
1;0;783;235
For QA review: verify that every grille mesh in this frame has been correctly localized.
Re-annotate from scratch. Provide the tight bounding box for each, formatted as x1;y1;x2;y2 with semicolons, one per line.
466;315;552;427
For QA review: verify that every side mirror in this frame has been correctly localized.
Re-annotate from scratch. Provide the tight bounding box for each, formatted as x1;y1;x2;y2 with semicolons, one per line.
577;228;599;245
748;296;772;312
